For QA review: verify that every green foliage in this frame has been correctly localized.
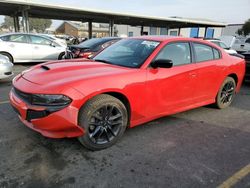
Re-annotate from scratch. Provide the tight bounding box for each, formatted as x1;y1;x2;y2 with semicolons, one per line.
1;16;52;32
1;16;14;28
29;18;52;32
239;19;250;36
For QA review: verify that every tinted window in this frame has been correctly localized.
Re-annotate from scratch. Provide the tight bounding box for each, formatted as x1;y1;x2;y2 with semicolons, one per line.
193;43;214;62
0;35;10;41
246;38;250;43
30;35;51;45
78;38;113;48
155;42;191;66
7;34;28;43
93;39;160;68
213;48;220;59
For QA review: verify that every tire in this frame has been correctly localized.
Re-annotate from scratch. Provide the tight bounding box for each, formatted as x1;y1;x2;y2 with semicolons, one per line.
58;52;65;60
215;77;236;109
0;52;13;63
78;94;128;150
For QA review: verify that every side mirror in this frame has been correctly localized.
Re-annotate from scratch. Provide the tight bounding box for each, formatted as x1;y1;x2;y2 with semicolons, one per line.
50;42;56;47
151;59;173;68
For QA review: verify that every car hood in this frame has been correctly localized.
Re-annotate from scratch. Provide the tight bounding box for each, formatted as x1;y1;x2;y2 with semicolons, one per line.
22;59;132;86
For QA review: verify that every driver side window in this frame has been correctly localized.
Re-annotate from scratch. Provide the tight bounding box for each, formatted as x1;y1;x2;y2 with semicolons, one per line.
155;42;191;66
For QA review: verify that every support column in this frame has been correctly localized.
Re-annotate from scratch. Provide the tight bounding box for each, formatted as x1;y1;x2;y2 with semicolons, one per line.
22;10;29;33
140;26;144;36
88;20;92;39
204;27;208;38
13;15;20;32
109;19;114;37
178;27;181;36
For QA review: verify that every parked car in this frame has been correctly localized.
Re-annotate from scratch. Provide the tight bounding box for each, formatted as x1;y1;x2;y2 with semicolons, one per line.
242;51;250;81
68;37;121;59
231;37;250;54
10;36;245;150
205;39;237;54
40;34;67;47
0;54;13;79
0;33;67;63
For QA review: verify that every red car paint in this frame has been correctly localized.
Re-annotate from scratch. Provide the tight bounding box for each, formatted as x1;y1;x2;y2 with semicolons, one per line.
10;36;245;138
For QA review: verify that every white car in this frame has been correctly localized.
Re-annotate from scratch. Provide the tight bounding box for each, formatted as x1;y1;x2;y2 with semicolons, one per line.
40;34;67;47
0;54;13;79
206;39;237;54
232;37;250;54
0;33;67;63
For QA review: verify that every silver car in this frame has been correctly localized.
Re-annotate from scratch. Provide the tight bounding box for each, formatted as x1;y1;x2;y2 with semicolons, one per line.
0;33;67;63
0;54;13;79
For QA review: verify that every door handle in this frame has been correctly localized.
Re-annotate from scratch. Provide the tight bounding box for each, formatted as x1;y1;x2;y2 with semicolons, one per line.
9;44;15;48
189;73;196;77
34;46;39;49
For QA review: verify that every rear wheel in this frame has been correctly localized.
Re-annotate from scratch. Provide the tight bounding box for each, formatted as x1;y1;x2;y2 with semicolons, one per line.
0;52;13;63
215;77;236;109
78;94;128;150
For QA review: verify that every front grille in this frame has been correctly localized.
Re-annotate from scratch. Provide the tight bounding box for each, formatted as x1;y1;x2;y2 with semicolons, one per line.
13;87;32;104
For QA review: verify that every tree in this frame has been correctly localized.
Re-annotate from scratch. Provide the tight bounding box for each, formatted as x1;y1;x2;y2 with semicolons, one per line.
1;16;52;33
29;18;52;33
1;16;14;29
239;19;250;36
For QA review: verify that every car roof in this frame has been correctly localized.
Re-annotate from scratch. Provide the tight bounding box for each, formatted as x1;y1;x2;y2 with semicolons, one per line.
129;35;219;44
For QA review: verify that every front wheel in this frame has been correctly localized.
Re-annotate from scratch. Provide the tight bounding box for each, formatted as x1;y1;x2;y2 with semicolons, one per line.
78;94;128;150
215;77;236;109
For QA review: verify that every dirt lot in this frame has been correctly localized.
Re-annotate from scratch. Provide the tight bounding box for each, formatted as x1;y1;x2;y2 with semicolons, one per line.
0;64;250;188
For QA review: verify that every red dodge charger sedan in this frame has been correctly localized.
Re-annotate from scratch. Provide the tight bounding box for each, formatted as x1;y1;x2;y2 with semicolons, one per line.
10;36;245;150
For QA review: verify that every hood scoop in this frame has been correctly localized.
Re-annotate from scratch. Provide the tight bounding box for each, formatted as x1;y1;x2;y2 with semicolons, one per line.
41;65;50;71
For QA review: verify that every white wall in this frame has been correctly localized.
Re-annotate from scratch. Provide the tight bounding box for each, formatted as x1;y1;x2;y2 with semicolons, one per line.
180;28;190;37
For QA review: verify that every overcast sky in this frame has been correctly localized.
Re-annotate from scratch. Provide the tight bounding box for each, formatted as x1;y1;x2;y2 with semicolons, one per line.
0;0;250;26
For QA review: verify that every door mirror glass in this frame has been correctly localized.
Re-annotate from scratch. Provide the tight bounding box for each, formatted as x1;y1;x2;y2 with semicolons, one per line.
151;59;173;68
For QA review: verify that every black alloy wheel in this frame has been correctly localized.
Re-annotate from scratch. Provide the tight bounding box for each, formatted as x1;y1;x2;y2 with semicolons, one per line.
216;77;236;109
78;94;128;150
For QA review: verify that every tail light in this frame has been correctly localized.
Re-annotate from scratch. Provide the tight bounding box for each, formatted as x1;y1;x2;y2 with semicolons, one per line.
79;52;94;58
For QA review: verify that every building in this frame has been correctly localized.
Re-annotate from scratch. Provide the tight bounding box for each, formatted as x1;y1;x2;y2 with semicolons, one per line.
116;25;223;38
55;21;114;38
222;24;243;36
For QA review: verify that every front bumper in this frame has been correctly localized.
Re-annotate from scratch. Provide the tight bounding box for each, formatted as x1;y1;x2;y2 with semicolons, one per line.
0;62;13;79
9;88;84;138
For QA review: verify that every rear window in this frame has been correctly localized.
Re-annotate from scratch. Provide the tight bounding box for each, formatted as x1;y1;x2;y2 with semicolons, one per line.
193;43;221;62
193;43;214;62
78;38;113;48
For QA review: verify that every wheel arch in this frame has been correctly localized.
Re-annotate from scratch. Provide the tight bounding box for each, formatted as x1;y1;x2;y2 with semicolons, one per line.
0;51;14;63
104;91;131;124
227;73;238;85
78;90;132;127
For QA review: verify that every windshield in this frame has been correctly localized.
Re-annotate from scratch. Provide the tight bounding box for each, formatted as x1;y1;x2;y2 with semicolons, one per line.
93;39;160;68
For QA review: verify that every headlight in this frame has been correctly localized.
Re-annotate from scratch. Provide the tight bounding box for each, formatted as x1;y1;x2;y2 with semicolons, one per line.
32;94;72;106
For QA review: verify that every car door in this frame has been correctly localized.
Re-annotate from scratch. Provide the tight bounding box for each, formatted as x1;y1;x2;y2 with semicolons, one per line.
29;35;62;61
192;42;224;102
2;34;33;62
146;42;198;116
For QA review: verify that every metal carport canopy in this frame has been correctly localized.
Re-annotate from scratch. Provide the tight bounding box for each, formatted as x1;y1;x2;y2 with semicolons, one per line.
0;0;226;28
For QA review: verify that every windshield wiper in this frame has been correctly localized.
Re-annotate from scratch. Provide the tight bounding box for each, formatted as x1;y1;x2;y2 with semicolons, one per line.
94;59;113;65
